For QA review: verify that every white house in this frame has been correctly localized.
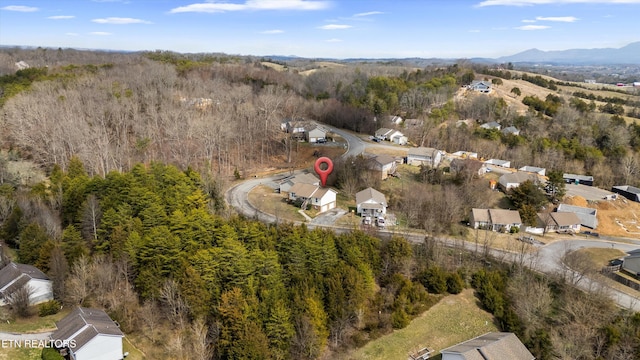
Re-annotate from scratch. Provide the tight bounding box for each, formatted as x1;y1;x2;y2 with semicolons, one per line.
518;166;546;176
389;115;403;125
498;171;541;191
407;147;442;167
484;159;511;168
501;126;520;136
50;307;124;360
468;80;492;93
375;128;405;143
480;121;501;131
557;203;598;229
356;187;387;219
288;183;337;213
440;332;534;360
0;262;53;306
278;172;319;193
306;125;327;143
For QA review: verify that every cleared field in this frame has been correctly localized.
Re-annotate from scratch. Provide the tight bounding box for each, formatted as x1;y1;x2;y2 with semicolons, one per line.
564;196;640;238
342;289;497;360
247;184;306;222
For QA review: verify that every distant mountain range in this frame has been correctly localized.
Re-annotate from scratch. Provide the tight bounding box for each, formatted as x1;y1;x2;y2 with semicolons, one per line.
482;42;640;65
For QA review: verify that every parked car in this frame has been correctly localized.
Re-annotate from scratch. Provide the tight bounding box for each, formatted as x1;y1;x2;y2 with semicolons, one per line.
376;217;385;227
316;138;327;144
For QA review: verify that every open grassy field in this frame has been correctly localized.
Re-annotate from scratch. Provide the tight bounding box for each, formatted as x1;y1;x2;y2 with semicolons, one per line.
248;185;306;222
340;289;497;360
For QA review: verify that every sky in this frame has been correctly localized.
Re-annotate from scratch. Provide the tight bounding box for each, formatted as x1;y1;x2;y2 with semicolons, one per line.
0;0;639;59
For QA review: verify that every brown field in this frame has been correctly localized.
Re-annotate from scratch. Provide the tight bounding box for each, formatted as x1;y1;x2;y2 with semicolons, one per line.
565;196;640;239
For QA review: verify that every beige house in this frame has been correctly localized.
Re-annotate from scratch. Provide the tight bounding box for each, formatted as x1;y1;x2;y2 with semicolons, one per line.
470;208;522;232
356;187;387;219
369;154;397;180
288;183;337;213
407;147;442;167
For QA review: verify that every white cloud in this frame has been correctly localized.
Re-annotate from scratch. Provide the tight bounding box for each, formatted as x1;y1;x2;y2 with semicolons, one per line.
325;38;342;42
536;16;578;22
48;15;75;20
92;17;152;24
90;32;112;36
319;24;352;30
261;29;284;34
522;19;536;22
170;0;330;13
478;0;640;6
1;5;38;12
515;25;551;30
353;11;383;17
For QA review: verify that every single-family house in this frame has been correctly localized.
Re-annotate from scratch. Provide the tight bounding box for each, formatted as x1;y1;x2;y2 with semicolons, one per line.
306;126;327;143
278;172;320;193
622;249;640;277
484;159;511;168
440;332;534;360
518;166;546;176
538;212;581;234
369;154;397;180
498;172;541;191
356;187;387;219
501;126;521;136
468;80;492;93
50;307;124;360
375;128;394;140
470;208;522;232
407;147;442;167
288;183;337;213
375;128;406;144
612;185;640;202
557;203;598;229
0;262;53;306
480;121;501;131
389;115;403;125
563;173;594;186
450;158;486;178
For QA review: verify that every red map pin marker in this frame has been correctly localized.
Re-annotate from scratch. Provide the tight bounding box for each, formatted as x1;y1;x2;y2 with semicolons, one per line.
314;157;333;187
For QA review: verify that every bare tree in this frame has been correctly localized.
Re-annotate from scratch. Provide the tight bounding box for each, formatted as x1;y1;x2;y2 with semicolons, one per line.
7;284;34;317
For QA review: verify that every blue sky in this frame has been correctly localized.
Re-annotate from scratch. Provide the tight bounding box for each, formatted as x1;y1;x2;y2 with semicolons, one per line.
0;0;638;59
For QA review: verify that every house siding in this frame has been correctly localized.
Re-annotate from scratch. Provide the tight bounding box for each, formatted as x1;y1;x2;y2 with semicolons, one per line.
73;335;124;360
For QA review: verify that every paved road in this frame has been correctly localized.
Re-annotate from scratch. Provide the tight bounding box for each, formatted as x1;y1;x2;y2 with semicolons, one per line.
225;122;640;311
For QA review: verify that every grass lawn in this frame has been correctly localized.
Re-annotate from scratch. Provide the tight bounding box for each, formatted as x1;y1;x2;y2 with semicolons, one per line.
572;247;640;298
342;289;497;360
124;336;146;359
0;307;70;333
0;346;41;360
247;185;306;222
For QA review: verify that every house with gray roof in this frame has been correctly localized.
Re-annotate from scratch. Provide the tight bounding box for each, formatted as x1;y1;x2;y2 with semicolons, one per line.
50;307;124;360
622;249;640;277
440;332;534;360
356;187;387;219
407;147;442;167
484;159;511;168
0;262;53;306
278;172;319;193
557;203;598;229
498;172;541;191
518;166;546;176
612;185;640;202
468;80;492;93
480;121;501;131
470;209;522;233
369;154;397;180
501;126;520;136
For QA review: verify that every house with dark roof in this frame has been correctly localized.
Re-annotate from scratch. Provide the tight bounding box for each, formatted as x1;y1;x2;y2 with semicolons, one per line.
356;187;387;219
612;185;640;202
557;203;598;229
440;332;534;360
50;307;124;360
450;158;486;178
0;262;53;306
564;173;594;186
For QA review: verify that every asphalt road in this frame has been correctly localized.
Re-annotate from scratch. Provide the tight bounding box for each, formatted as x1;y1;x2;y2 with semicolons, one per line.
225;122;640;312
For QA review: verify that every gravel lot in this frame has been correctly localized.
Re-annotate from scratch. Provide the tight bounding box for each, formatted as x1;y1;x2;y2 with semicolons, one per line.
565;184;615;201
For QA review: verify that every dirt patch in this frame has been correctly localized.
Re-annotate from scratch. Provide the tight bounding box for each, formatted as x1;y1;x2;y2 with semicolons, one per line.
565;196;640;238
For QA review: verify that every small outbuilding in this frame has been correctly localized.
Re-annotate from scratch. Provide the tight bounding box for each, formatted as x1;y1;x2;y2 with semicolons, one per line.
611;185;640;202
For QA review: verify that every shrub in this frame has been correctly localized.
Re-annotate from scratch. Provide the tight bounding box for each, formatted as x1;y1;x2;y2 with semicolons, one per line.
38;300;61;317
391;308;410;329
446;273;465;294
42;347;65;360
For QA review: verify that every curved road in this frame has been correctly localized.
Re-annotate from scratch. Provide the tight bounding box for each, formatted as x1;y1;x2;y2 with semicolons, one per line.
225;123;640;311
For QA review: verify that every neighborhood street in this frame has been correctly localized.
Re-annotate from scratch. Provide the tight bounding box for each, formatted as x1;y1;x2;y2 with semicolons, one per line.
224;125;640;312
